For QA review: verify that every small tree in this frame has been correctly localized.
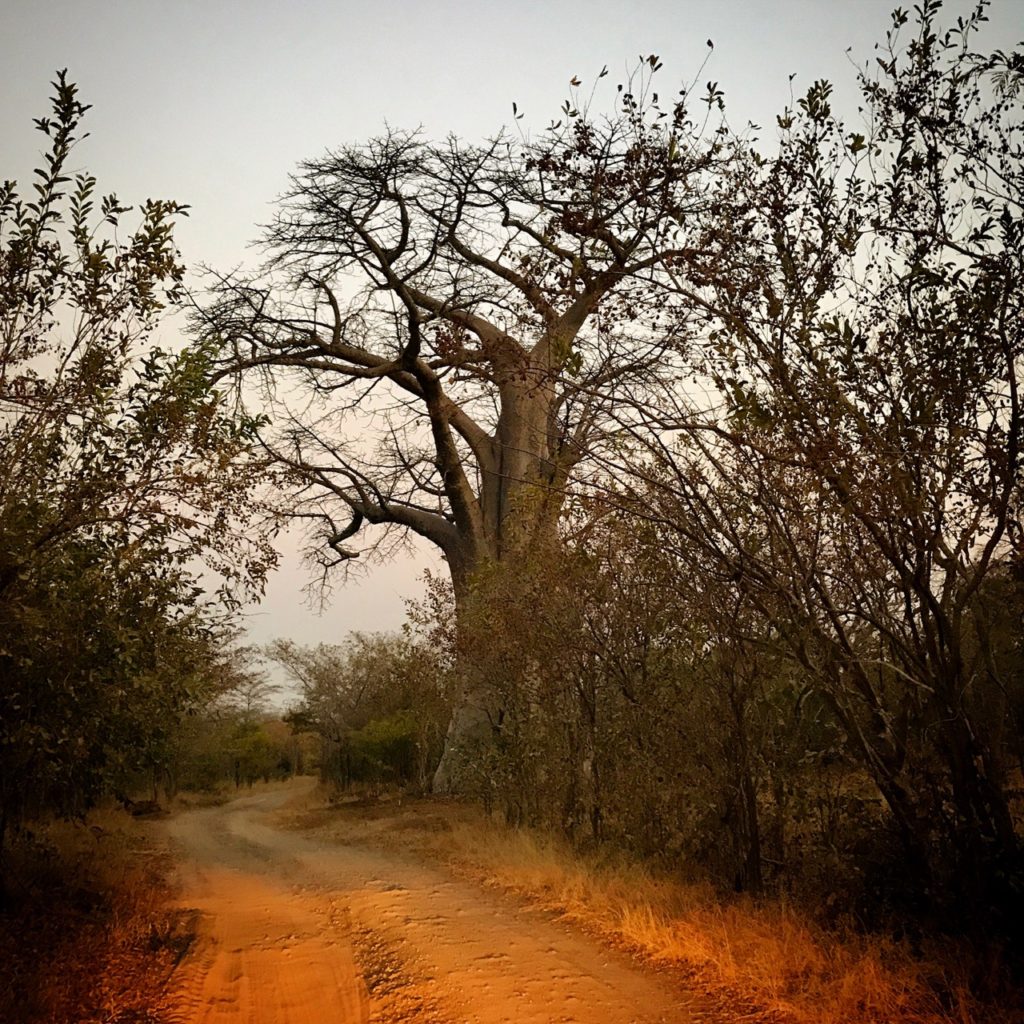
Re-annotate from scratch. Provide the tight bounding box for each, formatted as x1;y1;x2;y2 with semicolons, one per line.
270;632;450;791
0;73;274;860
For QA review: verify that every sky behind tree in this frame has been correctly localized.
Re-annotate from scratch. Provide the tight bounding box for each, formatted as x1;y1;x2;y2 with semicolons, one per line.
2;0;1018;656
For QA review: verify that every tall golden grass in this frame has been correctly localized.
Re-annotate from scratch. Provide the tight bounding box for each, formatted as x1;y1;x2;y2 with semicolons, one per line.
288;792;1021;1024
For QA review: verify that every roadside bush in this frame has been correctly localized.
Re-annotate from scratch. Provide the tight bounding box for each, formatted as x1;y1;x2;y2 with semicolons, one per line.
0;812;190;1023
348;713;421;785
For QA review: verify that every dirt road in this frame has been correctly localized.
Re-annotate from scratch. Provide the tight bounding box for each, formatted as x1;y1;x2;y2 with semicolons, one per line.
163;780;698;1023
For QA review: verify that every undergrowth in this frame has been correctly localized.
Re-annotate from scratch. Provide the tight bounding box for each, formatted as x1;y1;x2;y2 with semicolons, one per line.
0;808;194;1024
284;787;1023;1024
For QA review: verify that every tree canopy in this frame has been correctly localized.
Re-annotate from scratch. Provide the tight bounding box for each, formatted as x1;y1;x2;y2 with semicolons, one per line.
200;57;741;595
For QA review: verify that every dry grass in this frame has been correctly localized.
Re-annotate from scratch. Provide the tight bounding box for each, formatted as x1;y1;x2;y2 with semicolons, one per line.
0;808;194;1024
284;789;1022;1024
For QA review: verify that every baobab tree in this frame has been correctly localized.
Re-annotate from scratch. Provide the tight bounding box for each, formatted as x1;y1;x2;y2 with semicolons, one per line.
200;63;743;786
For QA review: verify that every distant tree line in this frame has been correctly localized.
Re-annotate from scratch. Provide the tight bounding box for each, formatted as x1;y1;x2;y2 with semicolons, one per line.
269;631;451;793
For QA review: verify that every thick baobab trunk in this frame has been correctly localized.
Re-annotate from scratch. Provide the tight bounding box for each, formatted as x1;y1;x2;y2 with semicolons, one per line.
431;516;562;794
432;376;568;793
431;688;498;794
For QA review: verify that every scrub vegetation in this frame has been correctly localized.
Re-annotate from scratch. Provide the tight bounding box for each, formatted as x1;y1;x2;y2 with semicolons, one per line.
0;809;190;1024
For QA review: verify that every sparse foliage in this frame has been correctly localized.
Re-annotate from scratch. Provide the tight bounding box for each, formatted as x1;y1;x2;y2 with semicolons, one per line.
613;1;1024;921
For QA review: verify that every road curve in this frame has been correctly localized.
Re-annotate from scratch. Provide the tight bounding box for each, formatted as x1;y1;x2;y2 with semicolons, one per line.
162;780;697;1024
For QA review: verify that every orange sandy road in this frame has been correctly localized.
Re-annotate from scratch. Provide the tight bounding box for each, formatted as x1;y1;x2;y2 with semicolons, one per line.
163;780;700;1024
162;791;369;1024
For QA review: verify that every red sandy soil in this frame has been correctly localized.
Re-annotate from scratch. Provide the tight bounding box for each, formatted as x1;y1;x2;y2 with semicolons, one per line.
161;779;705;1023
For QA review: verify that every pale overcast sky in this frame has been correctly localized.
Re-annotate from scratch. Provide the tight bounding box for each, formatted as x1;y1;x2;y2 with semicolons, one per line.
2;0;1020;660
